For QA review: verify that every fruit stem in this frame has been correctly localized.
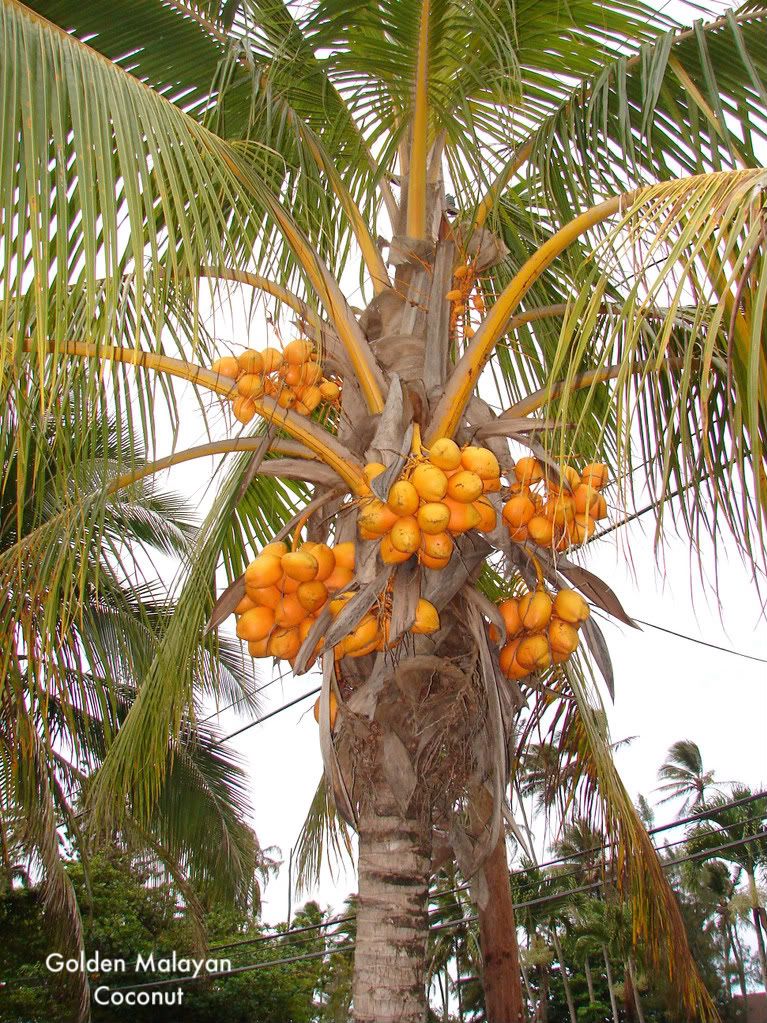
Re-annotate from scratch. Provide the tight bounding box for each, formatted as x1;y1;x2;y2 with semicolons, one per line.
530;554;545;590
291;509;314;551
412;423;423;457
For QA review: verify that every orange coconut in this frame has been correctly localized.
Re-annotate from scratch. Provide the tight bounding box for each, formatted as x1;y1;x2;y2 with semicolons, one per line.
461;446;500;480
313;691;338;728
411;463;449;502
319;380;341;401
247;638;270;658
358;499;399;536
234;594;257;615
428;438;462;471
333;542;356;572
245;554;283;589
420;531;454;562
516;634;552;671
236;606;275;643
580;463;609;489
380;534;412;564
297;580;328;613
386;479;420;517
237;373;264;399
473;496;497;532
274;594;307;628
553;589;590;625
262;541;289;558
527;515;555;546
232;395;257;424
261;347;284;374
514;457;544;485
284;339;314;365
412;599;440;634
549;619;580;658
389;517;422;555
268;627;301;660
341;614;380;654
417;502;451;535
212;355;241;378
503;492;536;528
447;470;484;504
301;542;335;582
419;551;451;571
542;494;576;527
443;497;482;534
249;584;282;608
323;565;354;593
281;550;319;582
518;590;553;630
499;598;523;638
237;349;264;374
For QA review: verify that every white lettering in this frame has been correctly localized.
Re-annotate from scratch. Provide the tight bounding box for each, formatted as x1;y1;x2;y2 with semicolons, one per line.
92;986;185;1007
46;953;64;973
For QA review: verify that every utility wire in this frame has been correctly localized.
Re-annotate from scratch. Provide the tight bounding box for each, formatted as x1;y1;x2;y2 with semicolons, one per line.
204;788;767;954
100;827;767;993
215;686;320;745
633;617;767;664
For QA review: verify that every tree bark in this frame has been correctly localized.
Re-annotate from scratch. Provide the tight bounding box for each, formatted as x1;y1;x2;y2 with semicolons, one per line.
729;920;748;999
550;925;576;1023
602;946;619;1023
477;834;526;1021
584;957;595;1003
352;783;432;1023
747;869;767;992
721;919;732;1001
627;957;646;1023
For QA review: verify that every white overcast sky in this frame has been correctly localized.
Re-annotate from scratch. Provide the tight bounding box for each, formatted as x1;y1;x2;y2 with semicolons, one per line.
145;0;767;926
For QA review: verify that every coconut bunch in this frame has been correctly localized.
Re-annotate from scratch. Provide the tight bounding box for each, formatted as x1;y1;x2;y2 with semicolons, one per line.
211;339;342;424
502;457;609;551
358;439;500;569
328;592;441;658
233;539;355;664
490;586;590;681
445;261;484;339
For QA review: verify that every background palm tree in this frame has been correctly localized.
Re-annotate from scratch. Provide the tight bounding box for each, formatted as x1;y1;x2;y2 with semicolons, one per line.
657;739;720;813
3;0;767;1020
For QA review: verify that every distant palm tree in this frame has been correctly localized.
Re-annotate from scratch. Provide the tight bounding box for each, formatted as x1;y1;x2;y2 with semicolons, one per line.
687;787;767;992
656;740;719;813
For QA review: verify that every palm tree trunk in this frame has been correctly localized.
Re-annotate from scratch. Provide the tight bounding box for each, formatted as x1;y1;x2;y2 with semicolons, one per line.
550;926;576;1023
721;919;732;1001
535;964;549;1023
584;957;595;1003
520;958;535;1014
602;946;619;1023
627;957;646;1023
352;782;432;1023
747;869;767;991
729;920;748;999
477;834;526;1021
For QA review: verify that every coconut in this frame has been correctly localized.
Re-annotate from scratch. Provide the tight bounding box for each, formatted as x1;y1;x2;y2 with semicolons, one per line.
245;554;283;588
445;288;463;302
580;462;609;489
323;565;354;592
247;638;270;658
249;584;281;608
237;349;264;374
234;594;257;615
380;534;412;564
358;499;398;536
363;462;387;485
571;514;597;544
542;494;575;527
447;470;484;504
297;580;328;613
389;516;421;554
461;445;500;480
236;606;275;642
284;339;314;365
503;493;536;528
516;634;552;671
342;614;380;654
498;598;523;638
232;395;257;424
274;594;307;628
527;515;555;546
411;463;448;502
313;691;338;728
212;356;241;378
507;523;530;543
499;638;528;679
553;589;590;625
282;550;319;582
302;543;335;581
333;542;356;571
428;438;462;471
263;541;289;558
268;627;301;660
319;380;341;401
235;374;263;400
514;457;544;485
518;590;553;630
420;531;454;561
419;551;451;571
417;502;451;535
549;619;579;657
443;497;482;534
473;497;497;532
276;389;298;409
300;385;323;413
547;464;581;493
412;599;440;634
261;347;284;373
386;479;420;517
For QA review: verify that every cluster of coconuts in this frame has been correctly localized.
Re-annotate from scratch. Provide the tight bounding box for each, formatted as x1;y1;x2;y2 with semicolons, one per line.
446;262;484;339
502;458;609;551
491;587;590;681
358;439;500;569
328;592;440;659
211;339;341;424
233;540;355;665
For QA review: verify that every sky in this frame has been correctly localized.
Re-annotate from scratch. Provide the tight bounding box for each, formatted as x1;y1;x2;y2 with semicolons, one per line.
142;0;767;929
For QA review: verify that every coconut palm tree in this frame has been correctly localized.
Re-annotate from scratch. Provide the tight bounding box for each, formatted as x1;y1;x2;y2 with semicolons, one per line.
687;787;767;992
657;739;720;813
3;1;767;1020
0;394;264;1015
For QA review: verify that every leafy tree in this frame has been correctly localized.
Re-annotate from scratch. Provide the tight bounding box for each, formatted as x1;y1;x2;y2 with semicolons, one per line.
4;1;767;1020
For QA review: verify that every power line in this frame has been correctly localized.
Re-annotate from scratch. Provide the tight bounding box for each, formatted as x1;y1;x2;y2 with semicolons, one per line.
203;789;767;955
632;618;767;665
215;686;320;745
100;827;767;993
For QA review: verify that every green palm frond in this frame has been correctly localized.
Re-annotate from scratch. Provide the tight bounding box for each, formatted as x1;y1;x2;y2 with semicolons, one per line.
293;772;354;897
